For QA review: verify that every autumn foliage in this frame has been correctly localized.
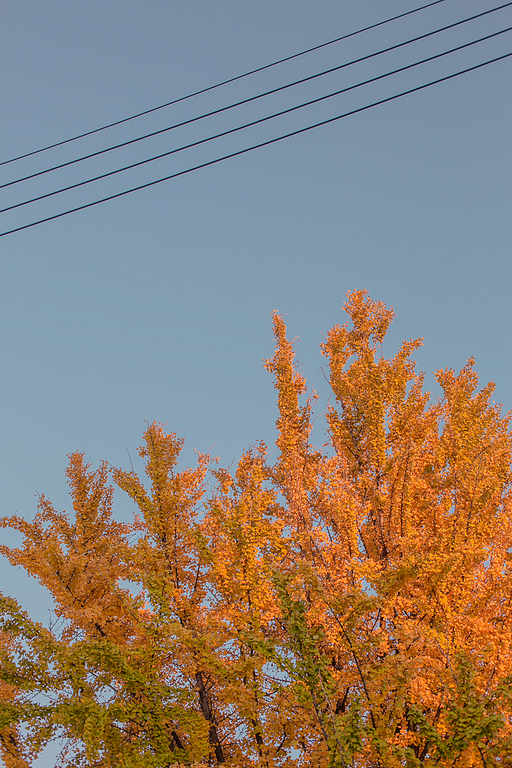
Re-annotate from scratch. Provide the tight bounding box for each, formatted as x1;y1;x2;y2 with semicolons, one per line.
1;291;512;767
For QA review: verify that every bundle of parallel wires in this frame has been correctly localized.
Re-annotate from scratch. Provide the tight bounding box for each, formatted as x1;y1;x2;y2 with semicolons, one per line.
1;0;511;237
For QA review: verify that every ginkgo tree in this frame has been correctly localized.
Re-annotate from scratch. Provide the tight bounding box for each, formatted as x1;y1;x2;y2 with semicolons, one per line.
1;290;512;768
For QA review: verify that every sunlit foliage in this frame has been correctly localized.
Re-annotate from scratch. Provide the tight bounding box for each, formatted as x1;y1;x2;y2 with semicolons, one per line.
1;291;512;767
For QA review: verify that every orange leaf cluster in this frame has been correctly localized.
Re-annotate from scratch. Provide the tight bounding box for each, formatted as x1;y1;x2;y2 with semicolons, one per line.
1;291;512;767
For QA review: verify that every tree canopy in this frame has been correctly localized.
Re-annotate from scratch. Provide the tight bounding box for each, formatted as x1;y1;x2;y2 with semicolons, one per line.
1;290;512;768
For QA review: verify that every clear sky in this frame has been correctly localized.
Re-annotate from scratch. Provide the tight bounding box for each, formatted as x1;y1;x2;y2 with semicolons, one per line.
0;2;511;759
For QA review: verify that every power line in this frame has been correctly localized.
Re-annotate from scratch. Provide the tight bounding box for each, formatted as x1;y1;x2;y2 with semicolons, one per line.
1;50;510;239
2;26;509;216
2;1;511;191
0;0;450;167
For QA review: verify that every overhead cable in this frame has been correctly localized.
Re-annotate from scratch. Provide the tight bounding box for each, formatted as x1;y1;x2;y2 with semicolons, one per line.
2;26;510;215
0;0;450;167
2;0;511;191
1;50;510;238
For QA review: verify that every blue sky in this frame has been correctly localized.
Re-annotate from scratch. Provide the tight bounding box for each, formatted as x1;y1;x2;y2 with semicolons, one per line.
0;2;511;748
